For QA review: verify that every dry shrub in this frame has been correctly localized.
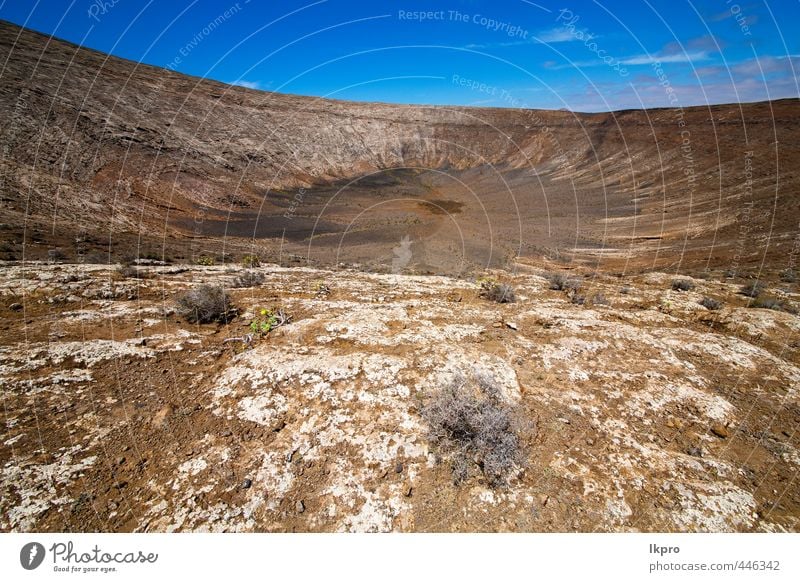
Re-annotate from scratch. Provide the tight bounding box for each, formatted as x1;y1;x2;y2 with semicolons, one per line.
422;370;524;487
176;285;234;323
699;296;722;310
740;281;765;298
671;279;695;292
232;269;265;288
480;281;515;303
547;273;582;292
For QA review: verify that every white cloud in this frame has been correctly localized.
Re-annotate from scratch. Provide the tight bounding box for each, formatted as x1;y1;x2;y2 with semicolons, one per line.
230;80;263;90
535;27;585;43
620;50;712;66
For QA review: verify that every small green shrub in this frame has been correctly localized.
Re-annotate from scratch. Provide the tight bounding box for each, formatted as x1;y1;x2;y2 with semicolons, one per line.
195;255;215;266
779;269;797;283
249;307;290;336
241;255;261;268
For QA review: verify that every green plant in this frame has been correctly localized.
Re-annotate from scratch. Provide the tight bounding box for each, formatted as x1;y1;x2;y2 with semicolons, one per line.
313;280;331;297
195;255;215;266
241;255;261;268
780;269;797;283
249;307;290;336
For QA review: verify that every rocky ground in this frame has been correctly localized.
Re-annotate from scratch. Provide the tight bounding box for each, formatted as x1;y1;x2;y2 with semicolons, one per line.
1;262;799;532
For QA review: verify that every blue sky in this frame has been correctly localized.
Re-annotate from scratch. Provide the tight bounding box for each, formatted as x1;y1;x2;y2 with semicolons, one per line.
1;0;798;111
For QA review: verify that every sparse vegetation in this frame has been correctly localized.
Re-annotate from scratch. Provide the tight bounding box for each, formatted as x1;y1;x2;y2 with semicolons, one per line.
195;255;215;266
176;285;234;323
47;248;66;263
780;269;797;283
699;297;722;310
241;254;260;268
313;280;331;297
740;281;766;298
671;279;695;292
232;269;265;288
422;370;523;487
547;272;582;292
571;293;586;305
750;296;785;311
116;264;145;279
479;279;515;303
591;293;609;306
249;307;291;336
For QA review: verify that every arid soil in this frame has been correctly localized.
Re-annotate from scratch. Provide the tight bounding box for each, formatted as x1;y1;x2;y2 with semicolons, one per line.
2;20;800;274
1;263;799;532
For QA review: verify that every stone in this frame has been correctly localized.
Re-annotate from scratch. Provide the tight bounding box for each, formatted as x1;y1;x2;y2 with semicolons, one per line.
242;478;252;489
711;423;730;438
295;500;305;513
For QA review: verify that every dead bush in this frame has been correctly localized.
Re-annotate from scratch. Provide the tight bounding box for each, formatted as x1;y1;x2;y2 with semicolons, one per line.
232;269;265;288
422;370;523;487
176;285;234;324
479;280;515;303
116;264;145;279
699;297;722;310
671;279;695;292
47;248;66;263
740;281;765;298
750;296;785;311
547;272;582;292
